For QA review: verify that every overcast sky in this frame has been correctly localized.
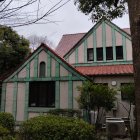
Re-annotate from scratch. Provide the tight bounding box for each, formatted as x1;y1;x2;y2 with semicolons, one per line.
15;0;130;48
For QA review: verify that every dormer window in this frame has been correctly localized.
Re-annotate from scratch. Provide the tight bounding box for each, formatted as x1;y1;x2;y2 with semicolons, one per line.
39;61;45;77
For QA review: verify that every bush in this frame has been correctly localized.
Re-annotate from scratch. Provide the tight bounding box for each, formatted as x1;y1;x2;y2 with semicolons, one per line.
20;115;96;140
0;112;15;134
0;125;15;140
48;109;82;118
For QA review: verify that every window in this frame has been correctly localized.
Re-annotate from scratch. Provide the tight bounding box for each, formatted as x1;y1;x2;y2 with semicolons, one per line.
106;47;113;60
87;48;94;61
121;83;134;100
39;62;45;77
116;46;123;60
97;47;103;61
29;81;55;107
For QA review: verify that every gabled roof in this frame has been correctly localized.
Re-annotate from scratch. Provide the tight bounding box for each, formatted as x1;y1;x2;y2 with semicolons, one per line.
3;43;88;82
55;33;85;57
75;64;133;76
56;18;131;58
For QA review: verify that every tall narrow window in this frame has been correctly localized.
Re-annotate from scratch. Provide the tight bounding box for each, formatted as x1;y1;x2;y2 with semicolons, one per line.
106;47;113;60
39;62;45;77
97;47;103;61
87;48;94;61
116;46;123;60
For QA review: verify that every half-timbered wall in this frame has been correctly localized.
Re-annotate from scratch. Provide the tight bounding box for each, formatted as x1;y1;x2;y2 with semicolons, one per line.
65;20;132;66
1;46;86;121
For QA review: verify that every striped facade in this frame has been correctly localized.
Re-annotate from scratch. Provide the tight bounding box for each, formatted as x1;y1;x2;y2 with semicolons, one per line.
1;44;86;121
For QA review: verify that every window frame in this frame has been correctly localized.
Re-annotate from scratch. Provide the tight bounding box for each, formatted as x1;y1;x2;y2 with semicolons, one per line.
87;48;94;61
39;61;46;77
121;83;132;101
106;47;113;60
116;46;123;60
97;47;103;61
29;81;55;108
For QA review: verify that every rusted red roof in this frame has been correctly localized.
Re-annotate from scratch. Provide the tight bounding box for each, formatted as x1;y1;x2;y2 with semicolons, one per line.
75;64;133;76
55;33;85;57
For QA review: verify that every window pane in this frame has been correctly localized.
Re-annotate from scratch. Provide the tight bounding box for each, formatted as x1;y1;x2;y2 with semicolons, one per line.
121;83;134;101
97;48;103;61
29;81;55;107
116;46;123;60
39;62;45;77
106;47;113;60
87;48;94;61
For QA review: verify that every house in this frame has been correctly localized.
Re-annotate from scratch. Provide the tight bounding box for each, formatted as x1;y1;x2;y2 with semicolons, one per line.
0;44;87;121
0;18;134;122
56;18;134;118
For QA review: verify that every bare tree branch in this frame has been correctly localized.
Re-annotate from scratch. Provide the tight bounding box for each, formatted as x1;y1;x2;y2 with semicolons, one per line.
0;0;70;27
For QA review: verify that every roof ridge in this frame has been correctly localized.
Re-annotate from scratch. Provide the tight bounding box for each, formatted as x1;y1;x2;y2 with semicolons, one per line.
63;32;86;36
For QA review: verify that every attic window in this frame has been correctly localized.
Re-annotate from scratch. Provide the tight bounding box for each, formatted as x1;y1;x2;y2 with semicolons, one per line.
116;46;123;60
39;62;45;77
106;47;113;60
87;48;94;61
97;47;103;61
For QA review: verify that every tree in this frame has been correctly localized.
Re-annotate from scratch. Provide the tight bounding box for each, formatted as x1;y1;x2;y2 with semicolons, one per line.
0;0;70;27
0;25;30;75
120;83;135;139
74;1;140;139
77;81;116;127
28;35;54;51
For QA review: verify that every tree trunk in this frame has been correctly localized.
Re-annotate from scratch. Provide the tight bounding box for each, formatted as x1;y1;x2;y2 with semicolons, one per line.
127;0;140;139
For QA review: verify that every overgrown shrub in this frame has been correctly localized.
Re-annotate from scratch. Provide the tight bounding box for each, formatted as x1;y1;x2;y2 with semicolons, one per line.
48;109;82;118
0;112;15;134
0;125;15;140
20;115;96;140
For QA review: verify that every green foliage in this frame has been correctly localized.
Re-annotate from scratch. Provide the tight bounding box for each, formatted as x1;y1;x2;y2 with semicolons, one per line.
74;0;127;22
0;112;15;134
77;81;116;111
0;26;30;75
120;83;135;104
20;115;96;140
48;109;82;118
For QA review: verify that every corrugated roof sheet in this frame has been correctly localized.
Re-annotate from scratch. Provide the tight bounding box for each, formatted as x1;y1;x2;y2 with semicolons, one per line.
75;64;133;76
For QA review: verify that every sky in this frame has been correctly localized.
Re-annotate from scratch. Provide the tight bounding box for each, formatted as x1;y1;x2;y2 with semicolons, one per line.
14;0;130;48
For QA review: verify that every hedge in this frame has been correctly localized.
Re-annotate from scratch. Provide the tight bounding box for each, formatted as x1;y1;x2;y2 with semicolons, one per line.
20;115;96;140
0;112;15;134
48;109;82;118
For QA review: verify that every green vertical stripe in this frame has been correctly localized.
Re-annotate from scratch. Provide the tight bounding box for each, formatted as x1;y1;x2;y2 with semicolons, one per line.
12;82;18;119
122;35;127;60
75;47;78;64
55;61;60;77
55;81;60;108
26;63;30;78
112;28;116;61
68;80;73;109
93;31;97;62
84;40;87;63
102;22;106;61
1;83;6;112
34;55;38;77
47;54;51;77
24;82;29;120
